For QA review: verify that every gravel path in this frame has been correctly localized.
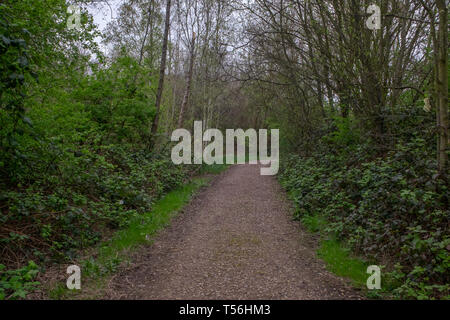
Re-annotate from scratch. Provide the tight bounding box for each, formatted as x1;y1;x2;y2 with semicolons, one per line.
106;164;362;299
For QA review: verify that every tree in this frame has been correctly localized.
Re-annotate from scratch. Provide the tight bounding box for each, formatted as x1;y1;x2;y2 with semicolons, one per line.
150;0;172;146
177;31;195;128
435;0;448;178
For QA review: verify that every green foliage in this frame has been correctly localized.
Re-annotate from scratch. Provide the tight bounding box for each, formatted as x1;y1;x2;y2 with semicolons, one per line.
48;177;213;299
323;116;360;150
300;214;327;233
0;0;193;299
317;240;369;288
279;122;449;299
0;3;35;176
1;146;191;262
0;261;40;300
199;163;230;174
100;177;209;259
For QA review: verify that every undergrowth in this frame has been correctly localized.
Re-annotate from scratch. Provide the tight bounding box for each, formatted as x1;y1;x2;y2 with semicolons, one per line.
48;165;228;299
279;115;449;300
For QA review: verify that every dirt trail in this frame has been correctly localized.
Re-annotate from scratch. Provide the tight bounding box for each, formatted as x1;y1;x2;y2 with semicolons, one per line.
106;164;361;299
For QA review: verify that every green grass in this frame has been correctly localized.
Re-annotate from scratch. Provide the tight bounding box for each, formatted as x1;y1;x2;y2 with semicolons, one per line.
317;239;369;288
294;211;370;293
48;172;227;299
199;163;230;174
95;177;210;270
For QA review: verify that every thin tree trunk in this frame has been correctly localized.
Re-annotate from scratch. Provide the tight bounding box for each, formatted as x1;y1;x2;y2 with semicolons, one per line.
150;0;172;147
436;0;448;177
177;32;196;128
139;1;154;66
129;0;154;94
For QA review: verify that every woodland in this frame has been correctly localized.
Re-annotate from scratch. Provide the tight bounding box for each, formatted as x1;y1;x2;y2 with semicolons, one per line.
0;0;448;299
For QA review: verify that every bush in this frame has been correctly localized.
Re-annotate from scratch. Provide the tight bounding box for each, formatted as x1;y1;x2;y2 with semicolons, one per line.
0;1;193;291
279;128;449;299
0;261;40;300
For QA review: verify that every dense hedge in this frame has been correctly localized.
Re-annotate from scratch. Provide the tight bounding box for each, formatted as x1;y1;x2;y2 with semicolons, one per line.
279;123;449;299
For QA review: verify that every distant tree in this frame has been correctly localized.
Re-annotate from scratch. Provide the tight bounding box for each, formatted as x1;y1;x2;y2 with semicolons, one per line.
150;0;172;146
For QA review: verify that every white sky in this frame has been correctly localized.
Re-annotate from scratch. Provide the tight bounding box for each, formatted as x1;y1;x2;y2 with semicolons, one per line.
85;0;121;49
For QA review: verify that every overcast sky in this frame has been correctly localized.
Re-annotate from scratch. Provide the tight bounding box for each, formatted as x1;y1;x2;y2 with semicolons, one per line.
87;1;120;30
84;0;121;51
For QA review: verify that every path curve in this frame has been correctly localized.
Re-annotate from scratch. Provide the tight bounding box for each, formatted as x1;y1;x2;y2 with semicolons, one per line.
106;164;362;299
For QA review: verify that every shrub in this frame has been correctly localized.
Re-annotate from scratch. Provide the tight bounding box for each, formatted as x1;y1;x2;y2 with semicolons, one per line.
0;261;40;300
279;134;449;299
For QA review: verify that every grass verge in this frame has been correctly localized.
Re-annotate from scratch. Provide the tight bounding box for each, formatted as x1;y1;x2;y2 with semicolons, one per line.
97;177;209;263
317;239;369;288
48;165;229;299
297;213;374;297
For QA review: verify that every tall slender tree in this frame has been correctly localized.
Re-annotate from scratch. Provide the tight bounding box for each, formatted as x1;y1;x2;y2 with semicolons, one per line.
435;0;448;178
177;31;196;128
150;0;172;146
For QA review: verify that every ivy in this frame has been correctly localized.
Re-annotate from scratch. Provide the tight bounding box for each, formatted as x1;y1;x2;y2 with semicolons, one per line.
279;123;449;299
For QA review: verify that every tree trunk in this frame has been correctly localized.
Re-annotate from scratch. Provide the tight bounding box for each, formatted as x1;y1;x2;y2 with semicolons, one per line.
177;32;196;128
436;0;448;178
150;0;172;147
